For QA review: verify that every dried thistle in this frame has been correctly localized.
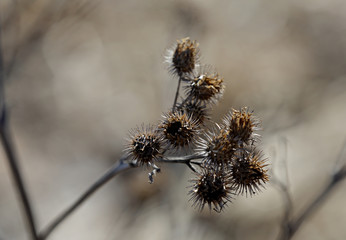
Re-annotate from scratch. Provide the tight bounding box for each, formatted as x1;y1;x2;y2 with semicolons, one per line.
185;67;224;104
166;37;200;76
126;38;269;214
197;127;236;169
231;150;269;196
223;108;260;145
189;168;233;212
125;125;162;166
159;111;199;149
177;100;210;126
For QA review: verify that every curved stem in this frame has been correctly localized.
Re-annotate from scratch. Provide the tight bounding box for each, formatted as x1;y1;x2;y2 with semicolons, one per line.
172;76;182;112
161;154;205;172
38;153;204;239
0;21;38;240
0;116;39;240
38;159;135;240
161;153;205;163
286;166;346;239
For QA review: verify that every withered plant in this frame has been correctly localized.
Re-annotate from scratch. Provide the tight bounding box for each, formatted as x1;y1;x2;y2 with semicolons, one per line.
2;11;346;237
0;36;270;240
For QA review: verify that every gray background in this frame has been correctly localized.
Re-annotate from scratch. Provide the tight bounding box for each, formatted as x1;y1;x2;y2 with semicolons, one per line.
1;0;346;239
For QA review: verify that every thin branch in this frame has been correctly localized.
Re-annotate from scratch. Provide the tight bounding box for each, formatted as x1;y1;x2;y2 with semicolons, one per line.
38;153;205;239
0;18;39;240
185;161;197;172
286;165;346;239
275;177;293;240
161;153;205;163
272;137;293;240
0;114;39;240
172;76;182;112
38;158;135;240
161;153;205;172
278;140;346;240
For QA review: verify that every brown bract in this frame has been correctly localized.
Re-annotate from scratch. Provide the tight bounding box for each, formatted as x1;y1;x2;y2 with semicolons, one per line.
223;108;260;145
231;150;269;196
125;126;162;166
172;37;199;76
177;100;209;126
189;168;233;212
199;129;237;169
159;111;199;149
187;70;224;104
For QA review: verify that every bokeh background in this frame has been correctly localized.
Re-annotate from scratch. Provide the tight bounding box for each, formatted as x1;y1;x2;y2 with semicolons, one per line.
1;0;346;239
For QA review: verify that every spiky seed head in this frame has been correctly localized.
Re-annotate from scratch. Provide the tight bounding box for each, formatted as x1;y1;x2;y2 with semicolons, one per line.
223;108;260;145
159;111;199;149
197;126;237;169
189;168;233;212
125;125;162;166
177;101;209;126
186;69;224;104
167;37;199;76
231;150;269;196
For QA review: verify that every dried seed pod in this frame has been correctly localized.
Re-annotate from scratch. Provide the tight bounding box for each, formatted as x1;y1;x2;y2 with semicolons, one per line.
197;127;236;169
185;68;224;104
223;108;260;146
159;111;199;149
231;150;269;196
125;125;162;166
189;168;233;212
166;37;200;76
177;100;210;126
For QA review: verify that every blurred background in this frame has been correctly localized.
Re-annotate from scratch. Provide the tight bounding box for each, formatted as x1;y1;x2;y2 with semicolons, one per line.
1;0;346;239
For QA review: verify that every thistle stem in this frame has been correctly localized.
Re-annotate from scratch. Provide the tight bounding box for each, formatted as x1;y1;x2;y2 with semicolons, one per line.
172;76;182;112
0;22;39;240
38;159;135;240
38;153;203;239
0;115;39;240
161;153;205;163
284;165;346;240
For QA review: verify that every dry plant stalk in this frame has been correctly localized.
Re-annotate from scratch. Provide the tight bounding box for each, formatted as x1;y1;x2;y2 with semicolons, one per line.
0;36;270;240
1;9;345;236
126;37;270;212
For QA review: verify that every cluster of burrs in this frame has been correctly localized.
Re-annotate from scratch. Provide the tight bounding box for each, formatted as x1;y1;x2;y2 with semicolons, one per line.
124;38;269;212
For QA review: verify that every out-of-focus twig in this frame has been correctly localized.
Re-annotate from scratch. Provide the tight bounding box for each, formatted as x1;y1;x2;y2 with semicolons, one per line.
4;0;99;77
277;139;346;240
271;137;293;240
286;164;346;239
38;153;203;239
38;157;135;240
0;17;39;240
172;76;182;112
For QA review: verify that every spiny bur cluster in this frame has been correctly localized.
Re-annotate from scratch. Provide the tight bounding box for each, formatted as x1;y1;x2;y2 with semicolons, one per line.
168;37;200;76
124;37;269;212
176;101;209;126
185;67;224;104
231;150;269;196
125;125;162;167
189;168;233;212
159;111;199;149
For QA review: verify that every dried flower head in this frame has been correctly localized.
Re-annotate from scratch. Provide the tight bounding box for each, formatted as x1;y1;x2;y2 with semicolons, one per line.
189;168;233;212
125;125;162;166
177;101;210;126
167;37;199;76
198;127;236;169
223;108;260;145
186;68;224;104
231;150;269;196
159;111;199;149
